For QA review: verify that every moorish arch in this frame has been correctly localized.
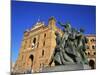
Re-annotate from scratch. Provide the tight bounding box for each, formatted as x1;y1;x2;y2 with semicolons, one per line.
89;59;95;69
29;54;34;71
29;54;34;62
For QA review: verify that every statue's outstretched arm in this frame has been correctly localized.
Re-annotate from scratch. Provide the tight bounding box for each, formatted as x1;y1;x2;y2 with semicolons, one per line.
58;21;66;27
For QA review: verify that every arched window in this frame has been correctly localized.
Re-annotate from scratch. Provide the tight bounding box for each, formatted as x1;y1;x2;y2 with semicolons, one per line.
32;38;36;49
42;50;44;56
33;38;36;44
91;39;96;42
44;33;46;38
92;45;95;49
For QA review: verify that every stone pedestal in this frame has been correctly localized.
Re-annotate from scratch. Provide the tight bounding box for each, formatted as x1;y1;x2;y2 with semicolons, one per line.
41;64;90;73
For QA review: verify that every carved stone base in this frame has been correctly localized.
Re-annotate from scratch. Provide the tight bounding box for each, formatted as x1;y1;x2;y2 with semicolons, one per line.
41;64;90;73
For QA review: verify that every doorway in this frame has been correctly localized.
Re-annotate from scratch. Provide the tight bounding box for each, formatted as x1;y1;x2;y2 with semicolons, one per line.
29;54;34;73
89;60;95;69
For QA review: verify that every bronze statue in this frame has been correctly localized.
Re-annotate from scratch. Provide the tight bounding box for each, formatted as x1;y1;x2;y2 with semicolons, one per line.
49;21;88;66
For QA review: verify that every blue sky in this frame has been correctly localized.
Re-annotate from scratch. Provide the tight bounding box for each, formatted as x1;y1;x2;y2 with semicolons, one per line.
11;1;96;62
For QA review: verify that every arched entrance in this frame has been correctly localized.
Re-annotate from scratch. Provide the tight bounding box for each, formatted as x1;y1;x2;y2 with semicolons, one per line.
89;60;95;69
29;54;34;73
29;54;34;62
